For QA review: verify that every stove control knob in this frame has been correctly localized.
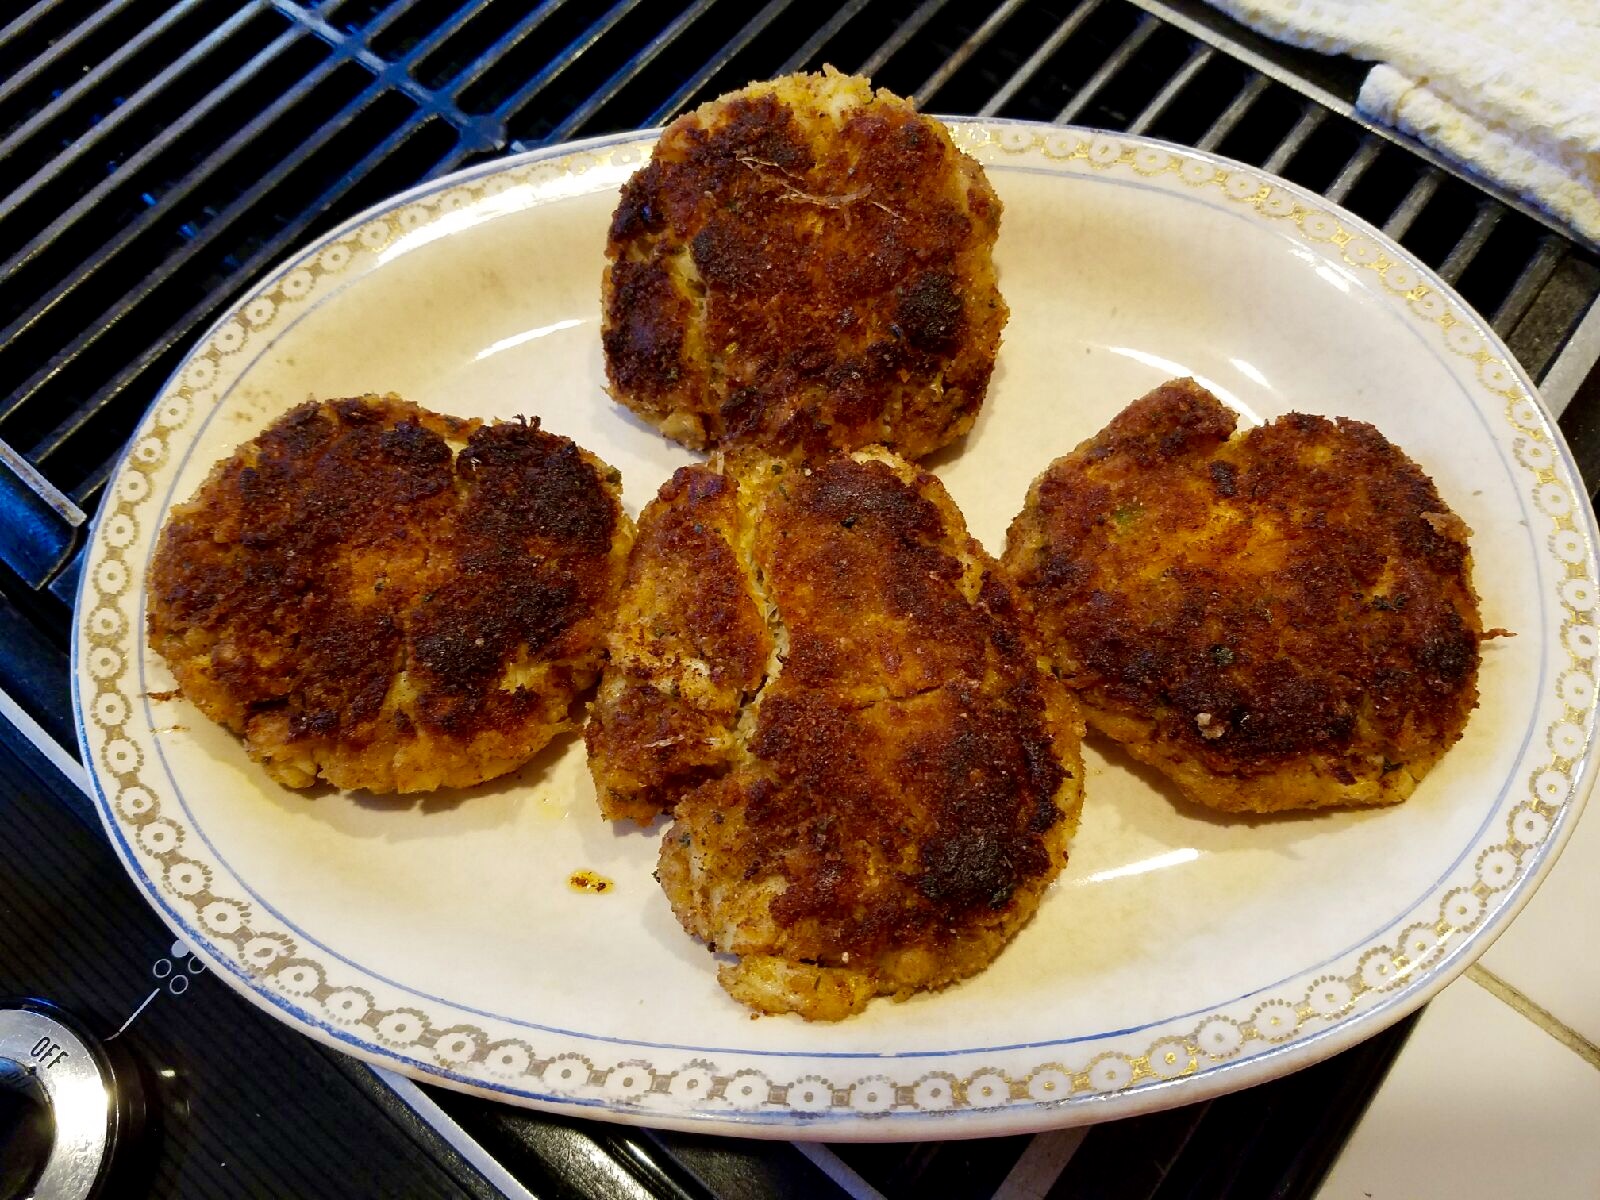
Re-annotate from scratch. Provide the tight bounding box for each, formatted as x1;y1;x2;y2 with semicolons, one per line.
0;1053;53;1199
0;1001;141;1200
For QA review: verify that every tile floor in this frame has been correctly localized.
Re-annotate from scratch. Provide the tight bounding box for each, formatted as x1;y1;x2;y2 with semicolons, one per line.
1317;802;1600;1199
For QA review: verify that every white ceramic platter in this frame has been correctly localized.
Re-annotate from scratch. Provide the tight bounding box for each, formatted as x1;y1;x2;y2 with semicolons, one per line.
75;122;1600;1140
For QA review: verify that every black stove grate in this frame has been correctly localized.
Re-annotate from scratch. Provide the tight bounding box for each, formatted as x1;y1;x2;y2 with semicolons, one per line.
1;0;1595;526
1;2;1595;1196
0;0;1589;709
0;0;1593;565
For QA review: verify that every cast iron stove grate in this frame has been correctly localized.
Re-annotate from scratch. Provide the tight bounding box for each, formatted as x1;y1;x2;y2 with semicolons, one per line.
1;2;1594;1196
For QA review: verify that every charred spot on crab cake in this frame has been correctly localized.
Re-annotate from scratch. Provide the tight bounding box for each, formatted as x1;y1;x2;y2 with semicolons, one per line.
147;394;633;793
1003;378;1489;814
587;449;1083;1020
601;68;1007;460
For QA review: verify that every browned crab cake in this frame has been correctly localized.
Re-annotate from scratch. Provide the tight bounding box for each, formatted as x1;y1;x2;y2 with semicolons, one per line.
147;395;633;793
1003;378;1490;815
601;68;1007;460
586;449;1083;1020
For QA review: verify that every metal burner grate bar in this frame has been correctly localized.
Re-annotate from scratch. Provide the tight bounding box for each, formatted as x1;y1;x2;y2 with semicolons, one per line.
63;111;463;508
978;0;1106;119
1125;42;1215;135
1320;135;1380;204
345;0;417;40
1194;73;1271;151
435;0;578;99
0;0;69;48
0;436;83;588
494;0;649;127
1380;167;1441;240
646;0;797;126
271;0;500;149
0;2;200;165
858;0;950;79
382;0;482;61
1055;12;1161;125
0;8;281;283
0;0;137;110
1491;237;1566;334
15;85;423;468
779;0;874;76
1259;104;1325;175
1438;201;1504;285
912;0;1029;109
1;49;355;434
543;0;721;145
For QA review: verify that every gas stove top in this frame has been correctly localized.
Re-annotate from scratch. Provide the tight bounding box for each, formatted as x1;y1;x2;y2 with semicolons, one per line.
3;2;1598;1197
1;693;1427;1198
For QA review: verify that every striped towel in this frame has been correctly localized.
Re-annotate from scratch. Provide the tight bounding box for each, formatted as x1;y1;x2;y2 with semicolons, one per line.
1205;0;1600;244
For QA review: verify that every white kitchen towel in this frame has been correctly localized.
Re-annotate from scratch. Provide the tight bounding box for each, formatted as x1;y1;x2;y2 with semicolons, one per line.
1205;0;1600;244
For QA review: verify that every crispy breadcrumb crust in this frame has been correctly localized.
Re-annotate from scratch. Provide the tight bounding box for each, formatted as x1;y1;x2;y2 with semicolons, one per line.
601;68;1007;460
587;449;1084;1020
147;395;633;793
1003;378;1487;814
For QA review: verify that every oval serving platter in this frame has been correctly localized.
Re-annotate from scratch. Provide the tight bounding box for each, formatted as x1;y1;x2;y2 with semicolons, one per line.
74;121;1600;1139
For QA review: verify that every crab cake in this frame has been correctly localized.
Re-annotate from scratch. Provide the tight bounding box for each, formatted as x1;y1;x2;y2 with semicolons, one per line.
584;464;772;825
587;450;1084;1020
1004;378;1488;815
147;395;632;793
601;68;1007;460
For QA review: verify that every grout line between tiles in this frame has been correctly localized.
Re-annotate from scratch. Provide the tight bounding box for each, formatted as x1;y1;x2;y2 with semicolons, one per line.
1466;964;1600;1071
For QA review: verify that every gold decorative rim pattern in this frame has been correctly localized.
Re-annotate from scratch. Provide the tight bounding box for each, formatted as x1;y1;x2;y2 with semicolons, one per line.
76;123;1599;1127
